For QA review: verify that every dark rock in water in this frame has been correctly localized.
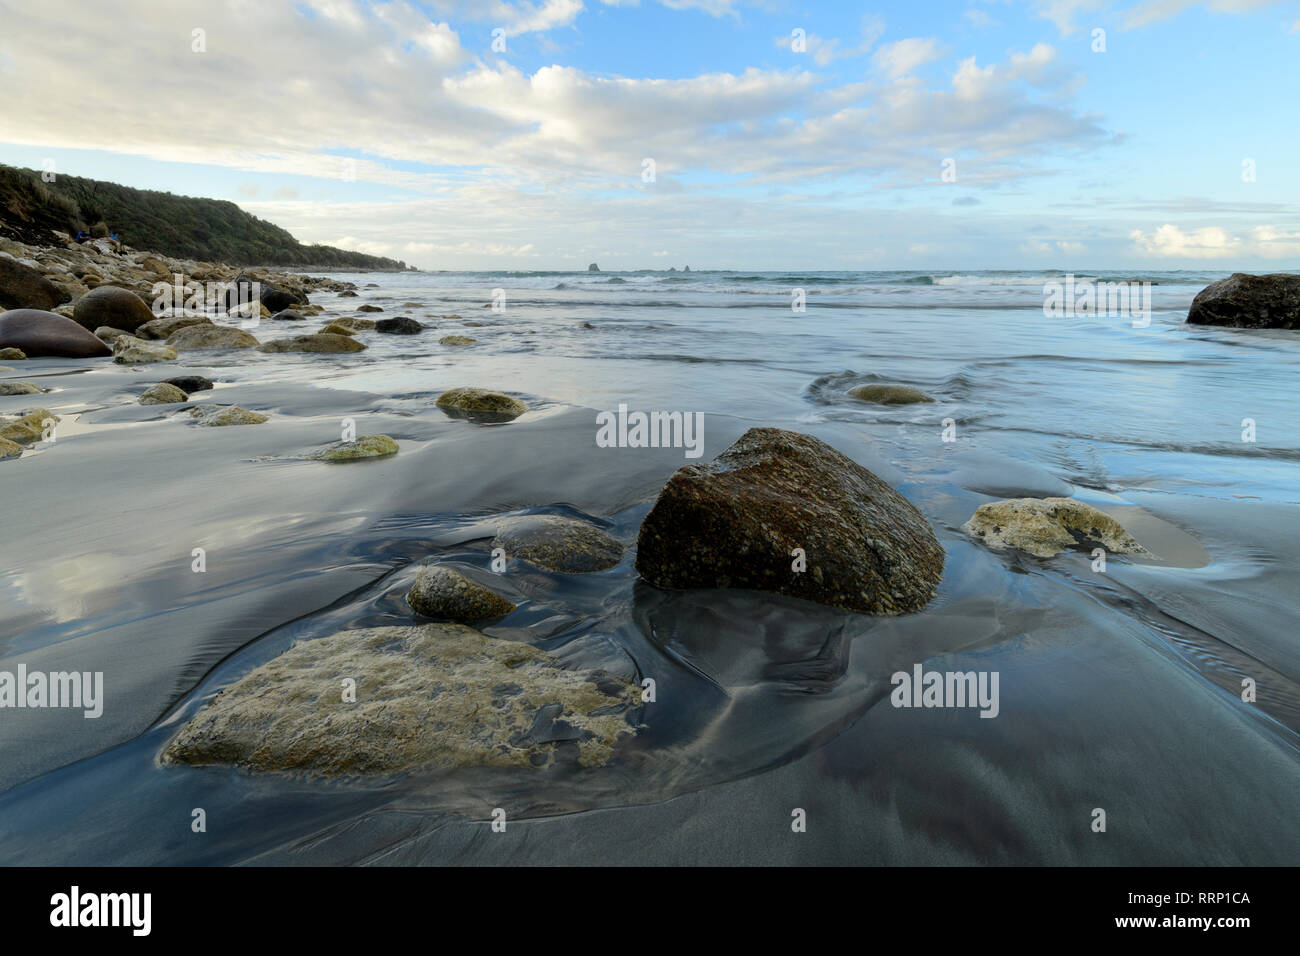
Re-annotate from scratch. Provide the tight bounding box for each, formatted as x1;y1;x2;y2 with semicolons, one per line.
493;514;623;573
636;427;944;615
405;565;515;622
0;256;69;311
270;309;307;322
164;375;213;393
1186;273;1300;329
72;285;155;333
588;262;600;272
0;309;111;358
375;316;422;334
160;623;640;774
364;283;380;289
338;290;358;297
357;304;383;313
260;283;304;314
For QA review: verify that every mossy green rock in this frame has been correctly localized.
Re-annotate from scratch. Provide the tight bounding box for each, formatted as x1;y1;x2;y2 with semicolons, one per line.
0;381;44;395
0;407;59;444
0;348;26;360
139;383;189;405
849;384;935;405
0;437;22;460
435;387;526;418
190;405;268;426
405;565;516;622
314;434;398;460
494;515;623;573
161;623;640;775
318;322;358;336
439;335;476;346
137;315;213;340
962;497;1147;559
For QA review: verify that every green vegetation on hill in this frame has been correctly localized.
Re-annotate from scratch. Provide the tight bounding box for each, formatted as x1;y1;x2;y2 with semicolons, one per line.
0;164;410;270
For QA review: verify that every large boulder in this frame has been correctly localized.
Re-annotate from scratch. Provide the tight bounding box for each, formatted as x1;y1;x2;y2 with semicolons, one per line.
0;256;69;311
257;333;366;353
636;427;944;615
160;623;640;775
0;309;111;358
166;325;259;350
962;497;1147;559
72;285;157;333
1186;273;1300;329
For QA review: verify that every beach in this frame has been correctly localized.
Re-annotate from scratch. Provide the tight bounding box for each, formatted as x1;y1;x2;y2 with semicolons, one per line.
1;266;1298;865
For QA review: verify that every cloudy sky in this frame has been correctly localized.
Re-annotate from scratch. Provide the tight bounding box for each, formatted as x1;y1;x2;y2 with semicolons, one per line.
1;0;1296;270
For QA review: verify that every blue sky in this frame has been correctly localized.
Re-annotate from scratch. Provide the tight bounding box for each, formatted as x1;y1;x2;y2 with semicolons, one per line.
1;0;1297;269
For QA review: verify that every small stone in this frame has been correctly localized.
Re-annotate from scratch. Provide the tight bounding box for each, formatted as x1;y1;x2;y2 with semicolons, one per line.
375;317;423;334
139;383;189;405
190;405;268;426
357;304;384;313
848;384;935;405
257;333;367;353
962;497;1148;559
0;437;22;460
94;326;130;343
0;381;44;395
0;407;59;445
405;565;516;622
0;348;26;360
314;434;399;460
439;335;476;346
167;325;260;350
434;387;527;421
113;335;178;364
493;515;623;573
319;322;357;336
164;375;213;393
271;309;307;321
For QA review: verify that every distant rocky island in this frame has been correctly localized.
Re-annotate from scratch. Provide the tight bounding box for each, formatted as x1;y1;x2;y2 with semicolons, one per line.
0;164;410;272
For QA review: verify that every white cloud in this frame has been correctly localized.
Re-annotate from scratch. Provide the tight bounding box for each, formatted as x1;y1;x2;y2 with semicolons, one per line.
1130;224;1241;257
873;38;944;79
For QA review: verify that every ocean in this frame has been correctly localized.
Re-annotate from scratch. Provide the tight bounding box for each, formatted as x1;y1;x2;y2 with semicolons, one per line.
1;268;1297;864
